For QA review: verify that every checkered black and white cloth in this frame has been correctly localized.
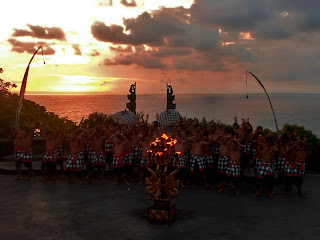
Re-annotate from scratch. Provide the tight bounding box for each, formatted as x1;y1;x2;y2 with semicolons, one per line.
173;155;188;168
112;155;124;168
203;155;214;167
256;160;275;178
112;110;138;125
218;155;229;173
157;109;182;126
104;141;114;153
277;157;285;172
122;152;133;166
295;162;305;176
284;162;297;176
54;145;64;161
212;147;219;155
140;156;149;168
65;153;84;171
255;158;262;171
90;151;106;167
190;155;205;172
226;161;241;177
132;145;142;160
21;149;32;162
43;153;56;163
242;143;252;155
14;148;24;162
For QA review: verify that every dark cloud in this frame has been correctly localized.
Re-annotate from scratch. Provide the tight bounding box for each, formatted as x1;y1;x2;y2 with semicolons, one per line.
120;0;137;7
7;39;55;55
91;10;186;46
12;24;66;41
190;0;269;31
72;44;82;55
150;48;192;58
109;45;133;53
88;49;100;56
104;51;167;69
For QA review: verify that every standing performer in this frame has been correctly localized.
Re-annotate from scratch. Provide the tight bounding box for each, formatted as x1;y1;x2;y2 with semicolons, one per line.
295;135;308;197
12;124;35;181
64;128;85;183
40;124;58;182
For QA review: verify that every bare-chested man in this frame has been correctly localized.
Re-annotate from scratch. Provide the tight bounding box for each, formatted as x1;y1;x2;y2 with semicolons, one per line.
217;134;231;191
64;128;85;183
109;132;129;185
174;131;191;188
294;135;308;197
190;134;209;187
138;132;152;184
254;137;278;198
224;140;242;195
40;123;58;182
12;124;34;181
283;134;298;198
87;128;106;183
55;125;65;172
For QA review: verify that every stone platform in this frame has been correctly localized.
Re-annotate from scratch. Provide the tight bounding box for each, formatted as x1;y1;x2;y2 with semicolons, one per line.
0;174;319;240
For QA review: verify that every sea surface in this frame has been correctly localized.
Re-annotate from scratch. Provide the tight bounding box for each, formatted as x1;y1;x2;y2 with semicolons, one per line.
25;93;320;136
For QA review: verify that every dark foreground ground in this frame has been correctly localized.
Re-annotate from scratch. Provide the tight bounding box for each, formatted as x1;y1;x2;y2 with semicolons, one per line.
0;174;320;240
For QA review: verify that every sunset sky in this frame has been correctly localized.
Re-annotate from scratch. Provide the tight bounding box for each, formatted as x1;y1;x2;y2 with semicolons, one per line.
1;0;320;94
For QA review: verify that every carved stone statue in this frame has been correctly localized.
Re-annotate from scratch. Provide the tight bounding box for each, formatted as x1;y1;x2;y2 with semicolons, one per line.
166;83;176;110
126;82;136;113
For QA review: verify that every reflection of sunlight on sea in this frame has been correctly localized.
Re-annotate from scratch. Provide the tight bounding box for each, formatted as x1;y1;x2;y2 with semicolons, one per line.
26;93;320;136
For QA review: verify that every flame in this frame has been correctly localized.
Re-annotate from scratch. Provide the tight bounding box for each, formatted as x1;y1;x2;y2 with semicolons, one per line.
176;151;182;155
147;150;152;153
155;152;163;156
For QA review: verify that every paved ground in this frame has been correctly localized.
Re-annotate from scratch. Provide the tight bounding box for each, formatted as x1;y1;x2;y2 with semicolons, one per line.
0;173;320;240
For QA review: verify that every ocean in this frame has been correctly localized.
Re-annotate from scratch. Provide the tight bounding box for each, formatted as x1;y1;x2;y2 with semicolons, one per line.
25;93;320;137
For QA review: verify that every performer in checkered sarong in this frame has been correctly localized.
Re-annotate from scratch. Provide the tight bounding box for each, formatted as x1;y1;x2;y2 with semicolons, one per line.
12;125;34;181
254;137;279;198
218;141;241;195
132;145;142;165
108;133;130;185
294;135;308;197
86;129;106;183
41;152;57;181
190;136;209;187
104;140;114;168
40;124;59;182
55;145;64;170
276;133;288;186
64;128;87;183
284;137;298;197
217;135;230;191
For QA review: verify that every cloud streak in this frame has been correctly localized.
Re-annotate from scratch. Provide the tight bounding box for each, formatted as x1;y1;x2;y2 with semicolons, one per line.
12;24;66;41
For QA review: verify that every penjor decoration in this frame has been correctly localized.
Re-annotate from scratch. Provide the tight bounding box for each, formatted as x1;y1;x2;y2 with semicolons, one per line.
246;71;279;134
145;133;180;221
16;46;45;127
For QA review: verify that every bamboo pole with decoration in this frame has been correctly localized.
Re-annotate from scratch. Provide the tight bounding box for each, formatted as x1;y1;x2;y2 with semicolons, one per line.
15;46;45;127
246;71;279;134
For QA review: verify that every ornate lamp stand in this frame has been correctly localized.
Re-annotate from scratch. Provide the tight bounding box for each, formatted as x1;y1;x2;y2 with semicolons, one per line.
145;134;180;221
